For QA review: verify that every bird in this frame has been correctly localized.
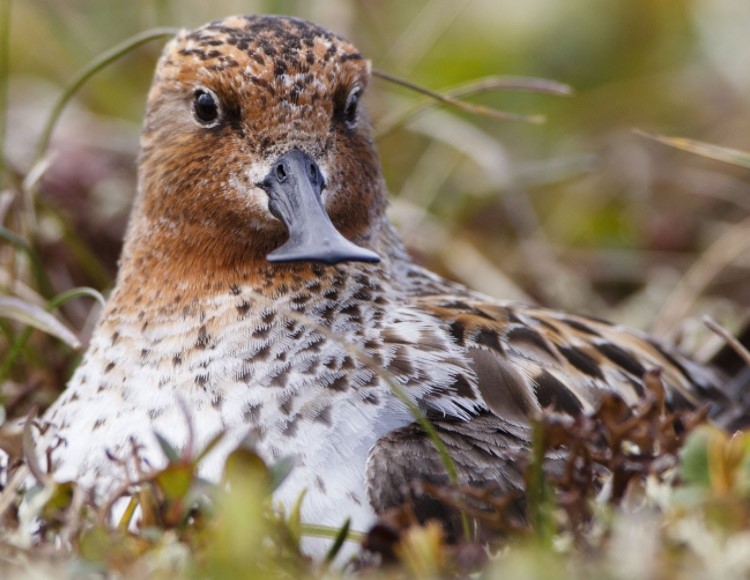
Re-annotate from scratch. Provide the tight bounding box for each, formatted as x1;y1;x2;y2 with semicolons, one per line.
39;14;744;554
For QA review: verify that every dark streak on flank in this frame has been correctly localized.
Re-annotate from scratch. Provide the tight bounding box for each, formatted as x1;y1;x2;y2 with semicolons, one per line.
558;345;604;379
475;329;502;352
596;342;646;378
562;317;602;336
534;371;583;415
506;326;556;358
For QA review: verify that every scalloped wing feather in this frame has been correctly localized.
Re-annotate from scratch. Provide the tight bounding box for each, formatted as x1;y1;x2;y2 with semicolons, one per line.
413;294;730;425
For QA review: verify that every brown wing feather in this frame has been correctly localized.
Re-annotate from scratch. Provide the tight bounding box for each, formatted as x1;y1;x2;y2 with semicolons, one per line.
365;413;532;538
415;295;732;422
365;283;736;526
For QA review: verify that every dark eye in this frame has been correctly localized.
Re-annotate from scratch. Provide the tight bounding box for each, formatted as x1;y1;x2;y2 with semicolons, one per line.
193;88;220;125
343;88;360;128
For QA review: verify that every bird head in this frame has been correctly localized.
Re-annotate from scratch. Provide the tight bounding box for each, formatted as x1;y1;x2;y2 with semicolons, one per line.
133;15;385;268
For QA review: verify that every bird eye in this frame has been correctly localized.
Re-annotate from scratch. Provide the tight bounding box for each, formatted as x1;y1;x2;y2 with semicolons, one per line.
193;88;221;125
343;87;360;128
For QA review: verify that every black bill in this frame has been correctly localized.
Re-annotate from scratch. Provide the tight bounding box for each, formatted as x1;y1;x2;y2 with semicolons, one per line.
258;149;380;265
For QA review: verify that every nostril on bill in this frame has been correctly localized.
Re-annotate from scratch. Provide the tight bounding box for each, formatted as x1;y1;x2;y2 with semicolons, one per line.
275;163;288;182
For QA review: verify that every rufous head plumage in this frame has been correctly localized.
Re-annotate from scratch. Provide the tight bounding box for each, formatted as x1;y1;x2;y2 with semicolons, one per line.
125;15;386;278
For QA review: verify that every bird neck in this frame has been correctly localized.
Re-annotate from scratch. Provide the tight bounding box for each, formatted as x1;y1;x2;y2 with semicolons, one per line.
106;209;403;314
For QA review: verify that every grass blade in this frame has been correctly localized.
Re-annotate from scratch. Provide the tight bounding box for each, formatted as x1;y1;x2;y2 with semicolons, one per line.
46;286;106;310
0;0;11;189
154;431;180;463
377;74;572;138
300;522;365;543
0;287;102;384
374;69;547;127
0;296;80;348
636;130;750;170
324;518;351;564
35;27;179;164
0;225;53;298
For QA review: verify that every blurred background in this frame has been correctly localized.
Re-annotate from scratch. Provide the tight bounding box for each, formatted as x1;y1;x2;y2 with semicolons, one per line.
2;0;750;403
